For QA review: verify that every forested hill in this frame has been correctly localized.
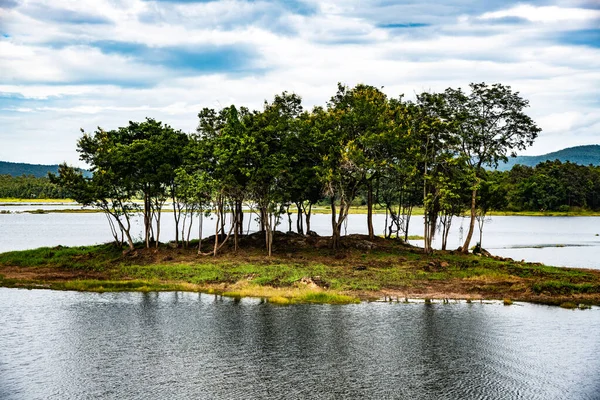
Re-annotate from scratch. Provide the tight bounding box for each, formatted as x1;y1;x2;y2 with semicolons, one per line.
0;161;61;177
496;145;600;171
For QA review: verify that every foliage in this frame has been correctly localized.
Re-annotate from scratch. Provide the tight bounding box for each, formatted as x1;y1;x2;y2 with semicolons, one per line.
45;81;554;256
0;174;69;199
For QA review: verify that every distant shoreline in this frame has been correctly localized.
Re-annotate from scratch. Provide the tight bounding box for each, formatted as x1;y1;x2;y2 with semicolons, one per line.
2;199;600;217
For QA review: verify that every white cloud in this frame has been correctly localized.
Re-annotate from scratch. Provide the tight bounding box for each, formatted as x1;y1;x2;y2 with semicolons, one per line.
0;0;599;164
479;4;600;23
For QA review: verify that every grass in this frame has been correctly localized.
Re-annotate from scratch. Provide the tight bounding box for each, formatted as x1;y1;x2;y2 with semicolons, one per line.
0;198;76;203
0;244;123;270
406;235;425;240
1;235;600;306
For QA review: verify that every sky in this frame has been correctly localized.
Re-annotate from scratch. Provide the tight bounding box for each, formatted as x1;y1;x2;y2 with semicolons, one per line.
0;0;599;167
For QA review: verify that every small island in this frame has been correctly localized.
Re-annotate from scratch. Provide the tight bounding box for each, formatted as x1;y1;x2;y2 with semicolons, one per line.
1;232;599;308
2;83;600;308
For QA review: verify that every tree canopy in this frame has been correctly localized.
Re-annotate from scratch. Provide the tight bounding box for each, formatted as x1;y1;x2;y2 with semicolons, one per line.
48;82;554;255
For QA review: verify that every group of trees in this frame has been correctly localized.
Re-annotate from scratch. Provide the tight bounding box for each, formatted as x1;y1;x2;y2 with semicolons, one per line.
0;175;68;199
51;82;542;255
491;160;600;212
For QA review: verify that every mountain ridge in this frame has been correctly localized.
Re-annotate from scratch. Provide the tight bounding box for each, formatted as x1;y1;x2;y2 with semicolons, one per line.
0;161;62;178
495;144;600;171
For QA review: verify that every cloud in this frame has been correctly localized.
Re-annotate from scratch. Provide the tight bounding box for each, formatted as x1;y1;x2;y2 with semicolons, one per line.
1;0;600;164
479;4;600;22
557;28;600;48
378;23;430;29
92;41;262;73
0;0;20;9
141;0;317;16
20;3;113;25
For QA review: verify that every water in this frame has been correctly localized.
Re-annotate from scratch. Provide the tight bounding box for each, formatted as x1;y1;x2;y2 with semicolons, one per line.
1;206;599;269
0;288;598;399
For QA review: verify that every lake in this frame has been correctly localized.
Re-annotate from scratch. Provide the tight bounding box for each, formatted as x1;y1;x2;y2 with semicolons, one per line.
1;204;599;269
1;288;599;399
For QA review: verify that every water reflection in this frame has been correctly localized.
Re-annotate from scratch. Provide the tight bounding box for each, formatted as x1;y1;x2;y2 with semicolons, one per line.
2;289;599;399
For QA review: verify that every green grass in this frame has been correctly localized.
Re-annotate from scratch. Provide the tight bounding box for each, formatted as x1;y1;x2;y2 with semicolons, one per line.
2;240;600;305
295;292;360;304
0;198;76;203
0;244;123;271
532;281;600;295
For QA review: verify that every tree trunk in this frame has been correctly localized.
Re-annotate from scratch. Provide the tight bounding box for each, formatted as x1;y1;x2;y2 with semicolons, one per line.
213;199;221;256
428;214;436;251
304;203;312;235
441;214;452;251
461;187;478;253
198;207;203;255
113;213;135;250
172;193;180;247
296;202;304;234
261;206;271;255
237;200;244;236
186;209;194;248
144;192;151;248
384;206;389;238
155;206;162;249
423;194;429;253
331;197;340;249
267;212;274;257
259;207;266;232
367;181;374;239
233;205;238;252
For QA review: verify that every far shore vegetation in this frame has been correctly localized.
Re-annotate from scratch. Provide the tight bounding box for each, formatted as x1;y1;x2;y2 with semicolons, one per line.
1;234;599;307
4;202;600;218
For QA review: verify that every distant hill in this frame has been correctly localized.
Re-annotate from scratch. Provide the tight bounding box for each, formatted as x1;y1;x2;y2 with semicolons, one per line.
496;145;600;171
0;161;62;178
0;161;91;178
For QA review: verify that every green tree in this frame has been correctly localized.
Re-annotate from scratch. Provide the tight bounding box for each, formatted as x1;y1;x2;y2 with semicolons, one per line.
246;92;303;256
442;83;541;253
50;160;137;250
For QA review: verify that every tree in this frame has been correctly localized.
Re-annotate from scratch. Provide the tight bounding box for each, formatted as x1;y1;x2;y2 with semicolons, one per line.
411;93;458;253
443;83;541;253
50;158;137;250
246;92;303;256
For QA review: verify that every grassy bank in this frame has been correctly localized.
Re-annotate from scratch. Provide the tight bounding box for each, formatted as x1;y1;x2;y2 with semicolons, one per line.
1;233;599;307
0;198;76;204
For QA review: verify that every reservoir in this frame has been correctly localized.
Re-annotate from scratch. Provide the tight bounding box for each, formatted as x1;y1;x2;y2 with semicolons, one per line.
1;288;599;399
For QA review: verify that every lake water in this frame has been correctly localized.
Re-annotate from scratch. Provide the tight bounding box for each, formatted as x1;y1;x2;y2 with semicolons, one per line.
1;288;599;399
1;204;599;269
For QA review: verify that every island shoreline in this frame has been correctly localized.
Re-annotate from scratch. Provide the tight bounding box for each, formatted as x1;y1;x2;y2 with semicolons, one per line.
1;234;599;308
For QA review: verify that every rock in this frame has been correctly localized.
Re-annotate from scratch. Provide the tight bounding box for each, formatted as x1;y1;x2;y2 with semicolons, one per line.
312;276;328;288
480;248;492;257
355;240;376;250
299;276;319;289
314;239;330;249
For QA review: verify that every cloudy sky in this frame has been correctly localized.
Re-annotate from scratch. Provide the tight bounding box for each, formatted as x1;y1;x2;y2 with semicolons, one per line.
1;0;599;167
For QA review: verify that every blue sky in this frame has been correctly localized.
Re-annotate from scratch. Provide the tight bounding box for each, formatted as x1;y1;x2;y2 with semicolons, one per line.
1;0;599;165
